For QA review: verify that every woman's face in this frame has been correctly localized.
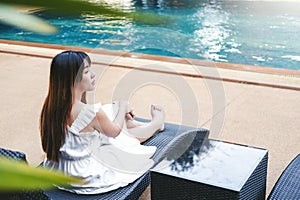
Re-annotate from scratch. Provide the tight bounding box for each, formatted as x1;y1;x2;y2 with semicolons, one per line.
76;59;96;92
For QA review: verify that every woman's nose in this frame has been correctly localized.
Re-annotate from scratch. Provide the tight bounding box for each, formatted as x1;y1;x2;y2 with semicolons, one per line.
91;71;95;78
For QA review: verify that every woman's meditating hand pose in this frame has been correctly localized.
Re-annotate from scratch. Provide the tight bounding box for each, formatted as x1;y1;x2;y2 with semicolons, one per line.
40;50;164;194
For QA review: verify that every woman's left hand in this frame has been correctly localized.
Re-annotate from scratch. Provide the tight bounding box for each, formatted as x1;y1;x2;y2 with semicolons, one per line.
126;108;135;120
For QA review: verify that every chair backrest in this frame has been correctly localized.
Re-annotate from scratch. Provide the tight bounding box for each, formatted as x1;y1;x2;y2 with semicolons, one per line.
152;129;209;165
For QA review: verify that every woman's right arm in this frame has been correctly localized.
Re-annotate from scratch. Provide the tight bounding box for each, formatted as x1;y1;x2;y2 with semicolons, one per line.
92;101;128;138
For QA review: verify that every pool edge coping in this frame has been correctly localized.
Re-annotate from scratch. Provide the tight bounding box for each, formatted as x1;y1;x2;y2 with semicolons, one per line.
1;39;300;76
1;39;300;91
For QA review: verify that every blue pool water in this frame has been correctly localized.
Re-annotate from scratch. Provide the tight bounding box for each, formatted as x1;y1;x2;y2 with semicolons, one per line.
1;0;300;70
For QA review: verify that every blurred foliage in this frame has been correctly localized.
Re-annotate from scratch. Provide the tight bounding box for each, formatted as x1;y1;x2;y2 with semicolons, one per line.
0;0;170;34
0;158;83;191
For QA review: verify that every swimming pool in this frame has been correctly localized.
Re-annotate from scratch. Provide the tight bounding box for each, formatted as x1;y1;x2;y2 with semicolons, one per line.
1;0;300;70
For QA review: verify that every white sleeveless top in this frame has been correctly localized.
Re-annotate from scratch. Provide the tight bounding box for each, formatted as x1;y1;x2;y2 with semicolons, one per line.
43;103;156;194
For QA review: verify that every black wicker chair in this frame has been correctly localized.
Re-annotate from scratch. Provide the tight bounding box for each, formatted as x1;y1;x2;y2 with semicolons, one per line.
44;120;209;200
268;154;300;200
0;119;209;200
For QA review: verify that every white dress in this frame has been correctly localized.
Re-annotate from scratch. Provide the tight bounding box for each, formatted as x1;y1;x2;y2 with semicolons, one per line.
43;103;156;194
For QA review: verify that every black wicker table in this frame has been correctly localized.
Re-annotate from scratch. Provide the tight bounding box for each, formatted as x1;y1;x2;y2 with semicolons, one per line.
151;139;268;200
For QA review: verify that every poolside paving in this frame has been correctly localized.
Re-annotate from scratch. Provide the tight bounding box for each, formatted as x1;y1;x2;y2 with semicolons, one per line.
0;41;299;199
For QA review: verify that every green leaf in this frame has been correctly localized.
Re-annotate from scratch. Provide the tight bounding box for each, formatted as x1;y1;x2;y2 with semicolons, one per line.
0;158;83;191
0;0;171;25
0;4;57;34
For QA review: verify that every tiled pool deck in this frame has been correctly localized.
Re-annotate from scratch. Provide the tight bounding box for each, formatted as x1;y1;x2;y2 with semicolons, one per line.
0;39;299;199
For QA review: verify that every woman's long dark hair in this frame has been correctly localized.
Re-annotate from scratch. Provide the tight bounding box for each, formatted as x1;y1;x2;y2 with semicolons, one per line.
40;50;91;162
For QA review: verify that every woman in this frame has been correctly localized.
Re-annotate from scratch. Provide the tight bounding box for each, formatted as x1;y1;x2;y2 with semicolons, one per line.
40;50;164;194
